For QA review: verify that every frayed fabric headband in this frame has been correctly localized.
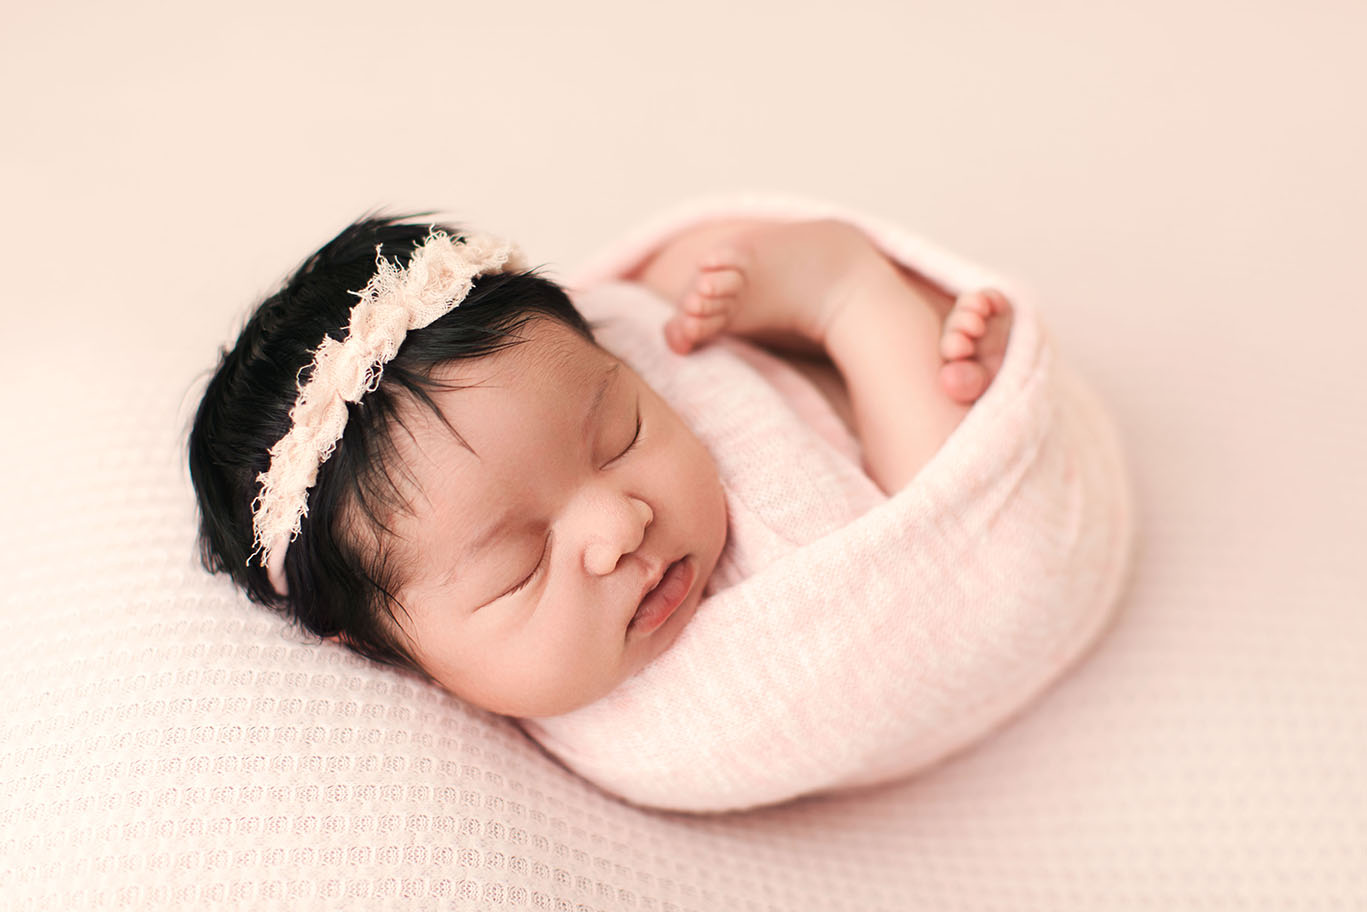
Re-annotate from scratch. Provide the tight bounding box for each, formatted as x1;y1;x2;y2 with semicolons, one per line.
250;229;527;596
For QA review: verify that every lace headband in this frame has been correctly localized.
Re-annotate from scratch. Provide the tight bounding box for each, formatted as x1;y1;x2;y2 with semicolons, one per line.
250;228;527;595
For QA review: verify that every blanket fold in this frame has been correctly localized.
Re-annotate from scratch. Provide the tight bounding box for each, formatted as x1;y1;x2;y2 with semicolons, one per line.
518;196;1135;813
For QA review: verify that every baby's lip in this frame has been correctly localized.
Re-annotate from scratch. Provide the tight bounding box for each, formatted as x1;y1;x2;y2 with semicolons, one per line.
635;560;673;608
628;557;695;637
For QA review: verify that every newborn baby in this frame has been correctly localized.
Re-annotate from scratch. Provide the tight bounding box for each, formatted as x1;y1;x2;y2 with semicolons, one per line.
190;203;1129;812
358;219;1011;717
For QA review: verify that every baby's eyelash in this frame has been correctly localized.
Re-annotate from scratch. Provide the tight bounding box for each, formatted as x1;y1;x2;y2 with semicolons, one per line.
505;533;550;598
619;403;642;459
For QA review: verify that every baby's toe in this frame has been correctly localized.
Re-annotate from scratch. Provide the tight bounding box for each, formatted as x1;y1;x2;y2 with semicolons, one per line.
666;311;728;353
940;359;988;404
683;291;727;318
954;290;995;319
697;265;745;299
940;328;976;361
946;306;987;339
664;317;699;354
684;267;744;317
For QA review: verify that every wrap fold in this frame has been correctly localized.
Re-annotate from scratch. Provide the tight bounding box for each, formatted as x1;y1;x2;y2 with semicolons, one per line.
519;196;1135;813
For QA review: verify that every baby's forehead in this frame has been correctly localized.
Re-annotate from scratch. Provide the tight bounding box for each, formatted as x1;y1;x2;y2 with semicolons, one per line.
431;317;614;388
395;321;625;470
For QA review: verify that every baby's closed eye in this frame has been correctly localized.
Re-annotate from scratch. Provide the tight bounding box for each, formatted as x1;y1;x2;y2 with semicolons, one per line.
604;398;642;466
490;531;551;605
622;408;642;454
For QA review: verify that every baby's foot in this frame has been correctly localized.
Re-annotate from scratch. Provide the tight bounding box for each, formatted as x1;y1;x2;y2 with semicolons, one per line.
665;254;748;354
664;219;889;356
938;289;1013;404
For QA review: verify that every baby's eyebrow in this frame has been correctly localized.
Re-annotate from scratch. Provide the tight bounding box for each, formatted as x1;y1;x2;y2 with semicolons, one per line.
581;362;621;439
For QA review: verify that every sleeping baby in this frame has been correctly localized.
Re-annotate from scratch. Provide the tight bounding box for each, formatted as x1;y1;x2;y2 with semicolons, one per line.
190;200;1132;812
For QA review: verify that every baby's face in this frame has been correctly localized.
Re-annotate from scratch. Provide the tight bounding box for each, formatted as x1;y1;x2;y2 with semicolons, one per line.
384;318;728;718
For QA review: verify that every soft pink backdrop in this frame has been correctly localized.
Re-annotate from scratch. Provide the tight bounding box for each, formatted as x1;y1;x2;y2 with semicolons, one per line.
2;1;1363;908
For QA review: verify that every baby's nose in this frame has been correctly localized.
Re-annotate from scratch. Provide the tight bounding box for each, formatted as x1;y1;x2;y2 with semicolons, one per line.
583;497;654;576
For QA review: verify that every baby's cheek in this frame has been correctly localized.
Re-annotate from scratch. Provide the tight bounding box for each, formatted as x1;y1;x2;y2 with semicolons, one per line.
684;435;728;559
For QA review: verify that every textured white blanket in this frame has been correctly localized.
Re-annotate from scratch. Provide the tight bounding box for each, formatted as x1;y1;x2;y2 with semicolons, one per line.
519;198;1136;813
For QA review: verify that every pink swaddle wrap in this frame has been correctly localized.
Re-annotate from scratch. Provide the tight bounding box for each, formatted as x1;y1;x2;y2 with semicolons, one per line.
518;197;1135;813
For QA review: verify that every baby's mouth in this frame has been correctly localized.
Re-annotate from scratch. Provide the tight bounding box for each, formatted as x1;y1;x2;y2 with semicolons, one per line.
628;557;695;636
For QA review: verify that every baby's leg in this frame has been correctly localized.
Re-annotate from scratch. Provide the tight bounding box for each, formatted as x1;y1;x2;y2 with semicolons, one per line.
649;219;1015;492
660;220;1013;403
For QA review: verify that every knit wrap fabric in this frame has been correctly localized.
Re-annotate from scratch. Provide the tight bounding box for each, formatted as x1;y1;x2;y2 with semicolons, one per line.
519;197;1136;813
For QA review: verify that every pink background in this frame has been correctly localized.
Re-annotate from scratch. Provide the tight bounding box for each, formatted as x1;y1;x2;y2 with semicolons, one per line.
3;1;1364;907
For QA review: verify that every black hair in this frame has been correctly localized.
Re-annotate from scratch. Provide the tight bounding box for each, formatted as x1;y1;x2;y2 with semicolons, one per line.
188;214;594;675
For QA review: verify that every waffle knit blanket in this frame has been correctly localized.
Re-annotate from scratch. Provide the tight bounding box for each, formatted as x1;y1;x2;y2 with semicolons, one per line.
518;197;1135;813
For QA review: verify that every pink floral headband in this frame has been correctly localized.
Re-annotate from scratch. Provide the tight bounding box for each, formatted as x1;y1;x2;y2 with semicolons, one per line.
250;229;526;595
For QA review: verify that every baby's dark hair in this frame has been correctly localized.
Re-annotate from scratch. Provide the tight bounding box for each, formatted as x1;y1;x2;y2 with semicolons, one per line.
188;214;594;674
